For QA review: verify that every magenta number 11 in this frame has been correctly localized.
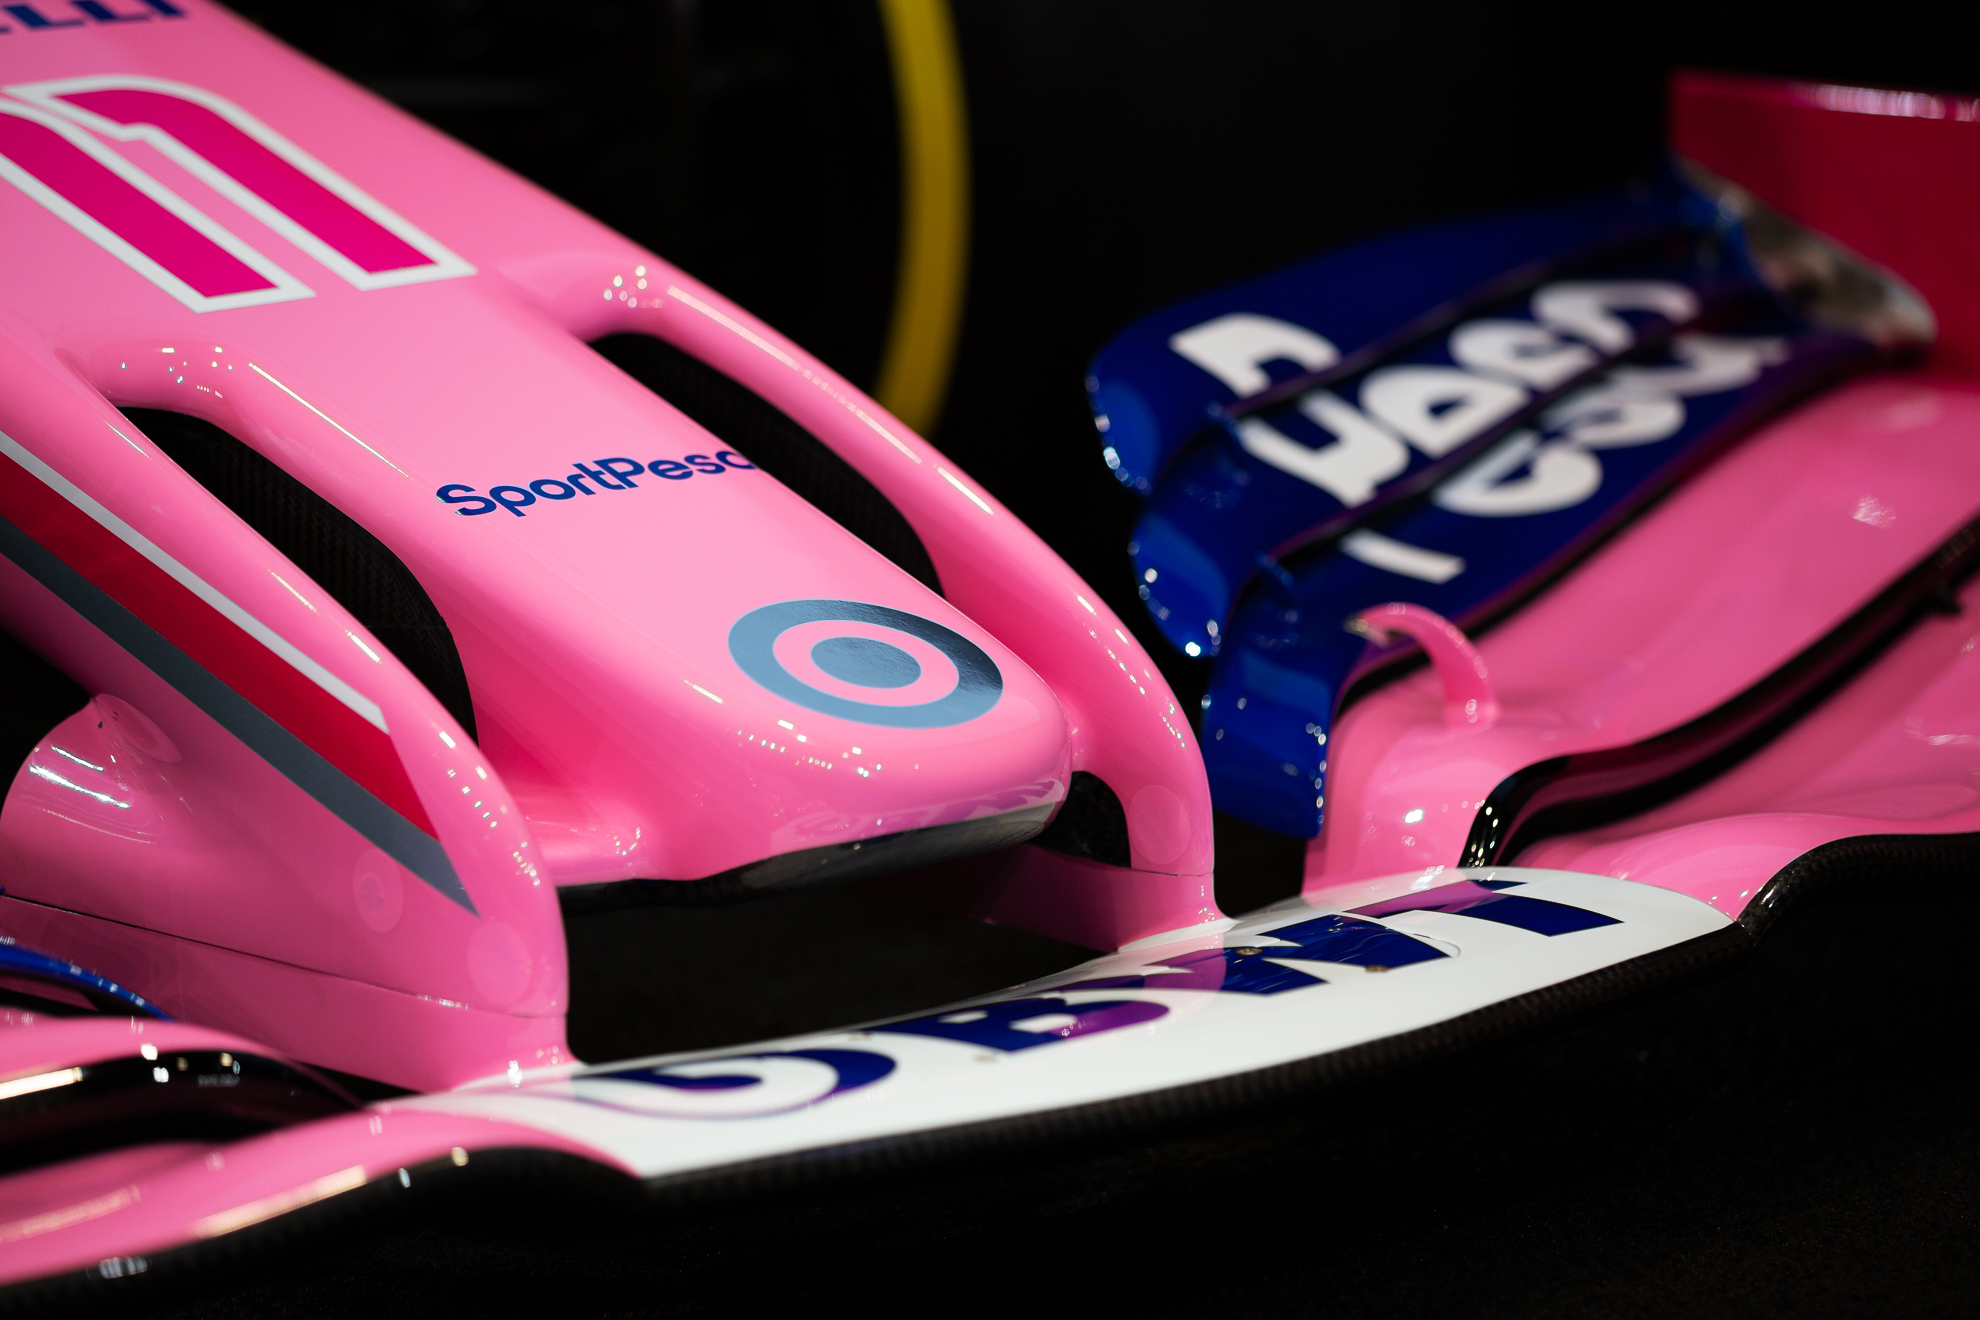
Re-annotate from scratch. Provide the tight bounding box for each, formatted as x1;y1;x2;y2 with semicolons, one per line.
0;76;471;312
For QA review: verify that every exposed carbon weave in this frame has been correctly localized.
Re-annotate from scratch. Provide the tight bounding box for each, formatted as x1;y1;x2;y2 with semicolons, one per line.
1738;830;1980;937
1033;770;1132;867
123;409;477;740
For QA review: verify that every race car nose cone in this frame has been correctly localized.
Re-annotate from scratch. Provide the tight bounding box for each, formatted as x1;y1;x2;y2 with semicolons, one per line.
296;306;1080;892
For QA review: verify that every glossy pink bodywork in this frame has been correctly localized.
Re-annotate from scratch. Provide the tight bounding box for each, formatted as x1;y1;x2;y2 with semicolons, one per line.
1310;377;1980;904
0;1;1211;1095
1349;602;1498;729
6;57;1979;1298
1306;72;1980;916
0;1010;608;1285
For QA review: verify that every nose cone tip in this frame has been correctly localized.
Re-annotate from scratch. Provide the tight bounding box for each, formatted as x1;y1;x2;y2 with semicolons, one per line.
493;583;1073;886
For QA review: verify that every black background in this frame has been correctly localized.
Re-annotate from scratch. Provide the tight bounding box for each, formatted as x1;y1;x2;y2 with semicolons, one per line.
91;1;1980;1314
231;0;1980;716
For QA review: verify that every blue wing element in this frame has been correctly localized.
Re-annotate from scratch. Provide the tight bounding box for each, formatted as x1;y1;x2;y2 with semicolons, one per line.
1202;318;1868;836
1088;167;1886;836
1104;177;1788;658
1088;186;1698;499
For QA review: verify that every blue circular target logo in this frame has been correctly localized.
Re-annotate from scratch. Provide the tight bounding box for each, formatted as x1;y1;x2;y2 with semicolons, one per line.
727;599;1002;728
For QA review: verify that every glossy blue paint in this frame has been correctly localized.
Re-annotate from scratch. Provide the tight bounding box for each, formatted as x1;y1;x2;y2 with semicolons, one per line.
1065;910;1450;997
1088;187;1685;495
1355;879;1620;935
0;938;169;1016
1087;169;1878;837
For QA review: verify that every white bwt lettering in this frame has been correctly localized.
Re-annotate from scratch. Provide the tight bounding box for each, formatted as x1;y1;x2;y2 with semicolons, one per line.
1533;280;1700;352
1163;278;1771;577
1451;319;1600;389
1434;431;1604;517
1235;391;1409;507
1168;313;1338;396
1360;365;1530;458
1543;390;1686;449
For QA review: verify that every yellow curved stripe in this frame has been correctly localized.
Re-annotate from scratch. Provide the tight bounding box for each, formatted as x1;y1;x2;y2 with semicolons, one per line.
874;0;970;436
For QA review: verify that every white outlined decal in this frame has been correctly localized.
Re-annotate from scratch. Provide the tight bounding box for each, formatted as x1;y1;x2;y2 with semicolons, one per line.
12;76;475;290
0;99;312;312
